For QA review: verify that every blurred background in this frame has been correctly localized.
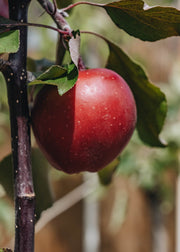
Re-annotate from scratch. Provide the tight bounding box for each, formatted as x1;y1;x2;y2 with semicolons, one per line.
0;0;180;251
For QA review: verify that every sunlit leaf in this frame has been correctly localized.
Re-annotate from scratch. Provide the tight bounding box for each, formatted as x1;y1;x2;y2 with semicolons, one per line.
106;40;167;147
0;16;20;53
0;30;19;53
104;0;180;41
29;63;78;96
36;65;67;80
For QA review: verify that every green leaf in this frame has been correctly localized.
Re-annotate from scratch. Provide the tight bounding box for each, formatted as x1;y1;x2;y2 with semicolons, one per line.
104;0;180;41
39;65;66;80
0;30;19;53
29;63;78;96
36;65;67;81
98;158;119;186
0;72;8;106
56;63;78;95
0;148;53;221
0;16;20;53
106;40;167;147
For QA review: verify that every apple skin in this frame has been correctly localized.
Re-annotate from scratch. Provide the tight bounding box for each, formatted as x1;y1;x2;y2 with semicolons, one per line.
31;68;137;174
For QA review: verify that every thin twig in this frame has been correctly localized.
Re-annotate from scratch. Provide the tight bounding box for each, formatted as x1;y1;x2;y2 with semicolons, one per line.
37;0;86;68
35;176;98;233
61;1;104;12
37;0;71;33
80;30;108;42
0;22;69;35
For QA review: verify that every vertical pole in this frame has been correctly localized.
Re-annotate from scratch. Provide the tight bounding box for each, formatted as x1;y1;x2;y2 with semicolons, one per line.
3;1;35;251
83;173;100;252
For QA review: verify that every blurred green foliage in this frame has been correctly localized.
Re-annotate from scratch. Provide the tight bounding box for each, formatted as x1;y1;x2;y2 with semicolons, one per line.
0;73;8;107
0;149;53;220
0;198;14;243
116;69;180;204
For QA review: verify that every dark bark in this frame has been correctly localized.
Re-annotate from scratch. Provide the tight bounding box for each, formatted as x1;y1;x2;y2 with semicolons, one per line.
3;0;35;251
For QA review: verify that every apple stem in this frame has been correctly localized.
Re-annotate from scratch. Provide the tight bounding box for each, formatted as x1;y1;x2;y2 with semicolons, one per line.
2;1;35;251
78;56;86;70
37;0;87;69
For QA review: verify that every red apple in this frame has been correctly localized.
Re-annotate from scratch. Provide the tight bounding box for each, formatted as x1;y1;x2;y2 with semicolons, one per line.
31;68;137;174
